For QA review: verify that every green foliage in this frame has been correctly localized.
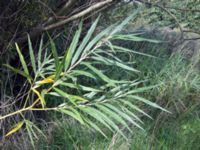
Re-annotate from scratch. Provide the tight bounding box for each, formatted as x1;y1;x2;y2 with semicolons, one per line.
38;25;200;150
2;13;165;149
2;1;200;149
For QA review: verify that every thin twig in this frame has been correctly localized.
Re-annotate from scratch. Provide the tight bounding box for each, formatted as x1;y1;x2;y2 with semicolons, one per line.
14;0;114;44
44;0;113;31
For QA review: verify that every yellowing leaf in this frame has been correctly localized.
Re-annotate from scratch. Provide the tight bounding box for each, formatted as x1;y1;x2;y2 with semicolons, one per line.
32;88;46;108
36;78;54;85
5;121;24;137
69;95;88;103
46;74;56;80
36;73;65;86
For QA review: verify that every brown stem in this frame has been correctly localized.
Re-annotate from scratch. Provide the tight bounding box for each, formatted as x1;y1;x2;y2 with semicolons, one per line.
44;0;113;31
14;0;114;44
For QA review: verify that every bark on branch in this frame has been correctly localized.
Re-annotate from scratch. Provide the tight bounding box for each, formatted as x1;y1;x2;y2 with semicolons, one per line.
44;0;113;31
15;0;114;44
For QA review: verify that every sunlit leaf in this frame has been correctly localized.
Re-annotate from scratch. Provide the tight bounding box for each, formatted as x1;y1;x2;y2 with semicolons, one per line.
5;121;24;137
64;21;82;70
31;88;46;108
58;107;85;125
72;16;100;65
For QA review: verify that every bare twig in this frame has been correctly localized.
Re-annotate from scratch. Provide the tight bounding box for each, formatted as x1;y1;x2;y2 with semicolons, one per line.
14;0;114;44
44;0;113;31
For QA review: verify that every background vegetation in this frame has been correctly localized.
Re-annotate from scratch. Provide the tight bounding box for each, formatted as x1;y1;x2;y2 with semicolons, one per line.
1;0;200;150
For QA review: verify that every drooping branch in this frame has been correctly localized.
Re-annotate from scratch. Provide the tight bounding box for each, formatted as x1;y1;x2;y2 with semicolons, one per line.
44;0;113;31
14;0;114;44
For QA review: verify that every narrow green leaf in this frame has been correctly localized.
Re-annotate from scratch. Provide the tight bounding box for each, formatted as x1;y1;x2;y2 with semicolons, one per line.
129;95;170;113
60;82;78;89
49;37;59;74
113;45;156;58
122;100;152;119
59;108;85;125
122;106;143;124
69;95;88;103
85;119;107;138
113;35;161;43
28;34;36;74
111;10;139;35
104;103;143;130
82;24;115;55
64;22;82;70
82;62;115;86
29;120;46;138
79;85;101;92
15;43;30;76
96;104;132;132
38;36;43;68
53;88;76;105
81;107;113;132
89;107;127;139
72;70;96;79
92;55;139;72
54;87;88;104
3;64;32;81
60;82;101;92
95;50;122;62
26;122;36;150
72;16;100;65
126;85;159;95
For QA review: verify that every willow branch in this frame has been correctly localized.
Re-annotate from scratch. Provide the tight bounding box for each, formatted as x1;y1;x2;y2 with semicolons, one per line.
44;0;113;31
14;0;114;44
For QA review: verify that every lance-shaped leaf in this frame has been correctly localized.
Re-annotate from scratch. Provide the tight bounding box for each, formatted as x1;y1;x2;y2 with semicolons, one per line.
64;21;82;71
49;37;59;76
82;62;116;86
3;64;32;81
58;107;85;125
15;43;30;76
28;34;36;74
71;16;100;65
129;95;170;113
5;121;24;137
31;88;46;108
